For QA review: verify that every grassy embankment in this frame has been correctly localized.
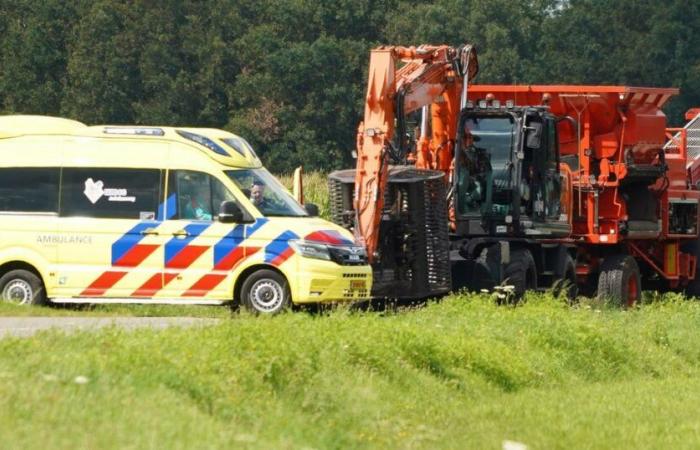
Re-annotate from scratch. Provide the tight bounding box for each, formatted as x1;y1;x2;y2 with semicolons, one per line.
2;294;700;449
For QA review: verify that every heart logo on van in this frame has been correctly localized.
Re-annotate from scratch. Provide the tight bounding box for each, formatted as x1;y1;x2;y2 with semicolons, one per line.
84;178;104;204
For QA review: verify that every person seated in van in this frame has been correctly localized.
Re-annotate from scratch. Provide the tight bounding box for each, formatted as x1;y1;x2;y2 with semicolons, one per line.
249;180;270;211
183;183;212;221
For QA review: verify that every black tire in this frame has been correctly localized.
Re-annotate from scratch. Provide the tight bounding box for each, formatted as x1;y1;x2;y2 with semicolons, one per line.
0;269;47;305
239;269;291;315
503;249;537;300
683;240;700;297
552;253;578;301
597;254;641;307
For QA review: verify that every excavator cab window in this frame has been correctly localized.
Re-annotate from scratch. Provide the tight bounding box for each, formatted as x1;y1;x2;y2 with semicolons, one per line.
456;113;516;217
526;122;543;149
525;114;561;222
544;116;562;221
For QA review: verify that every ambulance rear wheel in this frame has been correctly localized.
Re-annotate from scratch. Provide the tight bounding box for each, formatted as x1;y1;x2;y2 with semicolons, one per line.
0;269;47;306
240;269;291;315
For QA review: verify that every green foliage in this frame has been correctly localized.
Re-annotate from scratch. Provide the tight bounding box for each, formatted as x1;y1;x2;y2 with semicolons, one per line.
1;0;700;172
535;0;700;120
228;35;368;173
2;295;700;448
279;170;332;219
384;0;558;83
0;0;78;114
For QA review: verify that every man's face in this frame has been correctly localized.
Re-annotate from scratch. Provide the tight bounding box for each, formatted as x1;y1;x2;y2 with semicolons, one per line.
463;129;474;146
251;184;265;204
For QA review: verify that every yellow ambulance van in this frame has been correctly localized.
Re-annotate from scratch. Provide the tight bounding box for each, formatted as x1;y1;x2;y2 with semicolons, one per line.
0;115;371;314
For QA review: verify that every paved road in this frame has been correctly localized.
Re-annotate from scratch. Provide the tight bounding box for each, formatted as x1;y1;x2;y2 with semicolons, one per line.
0;317;219;338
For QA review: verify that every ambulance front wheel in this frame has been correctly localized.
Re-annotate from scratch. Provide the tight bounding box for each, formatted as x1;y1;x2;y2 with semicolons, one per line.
240;269;291;315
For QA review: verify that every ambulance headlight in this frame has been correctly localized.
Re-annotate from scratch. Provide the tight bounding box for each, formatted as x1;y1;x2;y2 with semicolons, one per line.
290;240;332;261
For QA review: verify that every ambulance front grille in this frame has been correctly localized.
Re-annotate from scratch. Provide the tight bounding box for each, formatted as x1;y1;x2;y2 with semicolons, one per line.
343;289;369;298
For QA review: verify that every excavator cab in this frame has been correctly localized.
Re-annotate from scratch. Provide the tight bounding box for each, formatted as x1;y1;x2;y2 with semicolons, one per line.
454;104;571;238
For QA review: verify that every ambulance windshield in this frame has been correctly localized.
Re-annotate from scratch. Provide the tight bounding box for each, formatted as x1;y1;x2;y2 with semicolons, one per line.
226;169;308;217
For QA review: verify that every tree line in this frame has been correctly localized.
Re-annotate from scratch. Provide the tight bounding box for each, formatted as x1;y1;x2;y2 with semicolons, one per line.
1;0;699;173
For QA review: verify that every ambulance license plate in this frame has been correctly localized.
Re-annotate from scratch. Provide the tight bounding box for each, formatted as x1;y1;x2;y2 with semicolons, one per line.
350;280;366;290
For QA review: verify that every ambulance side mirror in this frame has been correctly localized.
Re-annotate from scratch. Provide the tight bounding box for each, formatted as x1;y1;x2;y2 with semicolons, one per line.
304;202;319;217
218;201;254;224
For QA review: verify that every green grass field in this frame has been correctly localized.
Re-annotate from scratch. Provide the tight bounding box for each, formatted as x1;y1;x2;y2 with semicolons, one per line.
1;293;700;449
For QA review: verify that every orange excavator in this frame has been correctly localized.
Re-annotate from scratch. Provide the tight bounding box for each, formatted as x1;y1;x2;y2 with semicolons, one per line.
329;44;699;303
349;44;477;257
329;44;481;298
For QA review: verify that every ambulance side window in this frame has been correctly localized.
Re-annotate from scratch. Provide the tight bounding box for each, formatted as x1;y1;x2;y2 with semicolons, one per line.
212;177;237;210
0;167;60;213
60;168;162;220
167;170;239;221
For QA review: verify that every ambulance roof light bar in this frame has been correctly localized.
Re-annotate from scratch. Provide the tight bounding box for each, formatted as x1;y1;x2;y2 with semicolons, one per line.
103;127;165;136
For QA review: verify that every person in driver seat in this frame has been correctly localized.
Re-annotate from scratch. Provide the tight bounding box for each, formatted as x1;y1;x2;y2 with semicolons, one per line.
249;180;271;210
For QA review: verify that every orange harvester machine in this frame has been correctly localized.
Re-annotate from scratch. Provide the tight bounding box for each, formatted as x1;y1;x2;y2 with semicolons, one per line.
468;85;699;288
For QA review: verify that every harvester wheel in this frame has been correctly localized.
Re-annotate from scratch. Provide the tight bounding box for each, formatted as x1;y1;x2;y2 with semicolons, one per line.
683;240;700;297
552;254;578;301
597;254;641;307
503;249;537;300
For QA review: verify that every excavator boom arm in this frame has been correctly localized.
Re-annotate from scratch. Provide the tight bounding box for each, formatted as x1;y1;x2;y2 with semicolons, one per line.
353;44;477;261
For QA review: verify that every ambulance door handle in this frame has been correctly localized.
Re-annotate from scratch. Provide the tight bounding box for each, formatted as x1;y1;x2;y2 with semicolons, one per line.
140;228;159;236
172;230;190;238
